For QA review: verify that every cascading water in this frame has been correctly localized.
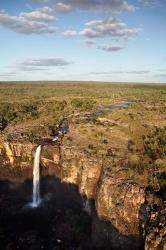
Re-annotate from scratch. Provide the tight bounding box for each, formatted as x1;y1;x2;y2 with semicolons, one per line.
32;145;41;207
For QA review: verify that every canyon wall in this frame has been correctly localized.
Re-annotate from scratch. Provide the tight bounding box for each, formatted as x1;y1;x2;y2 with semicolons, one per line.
0;141;165;250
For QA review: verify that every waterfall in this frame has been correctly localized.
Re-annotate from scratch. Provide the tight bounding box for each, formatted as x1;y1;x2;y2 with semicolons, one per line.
32;145;41;208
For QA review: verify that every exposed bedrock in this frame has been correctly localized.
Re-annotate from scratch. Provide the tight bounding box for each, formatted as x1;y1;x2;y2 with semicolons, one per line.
0;142;165;249
0;142;34;166
95;168;145;236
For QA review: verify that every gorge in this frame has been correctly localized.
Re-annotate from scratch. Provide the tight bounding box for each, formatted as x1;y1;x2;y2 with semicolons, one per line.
0;123;165;250
0;83;165;250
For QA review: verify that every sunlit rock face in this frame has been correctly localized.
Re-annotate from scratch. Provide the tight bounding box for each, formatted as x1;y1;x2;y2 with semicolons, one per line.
40;145;103;199
0;142;146;233
144;203;166;250
95;166;145;236
60;147;103;199
0;142;34;167
0;141;165;249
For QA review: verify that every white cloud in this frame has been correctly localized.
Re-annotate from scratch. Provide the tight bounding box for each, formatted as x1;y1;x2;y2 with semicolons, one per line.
20;7;56;22
63;29;78;36
21;58;71;66
55;3;73;13
139;0;161;7
97;44;124;51
0;9;56;34
58;0;135;12
13;57;72;71
79;18;142;38
90;70;151;74
155;74;166;78
125;70;150;74
15;66;47;72
63;18;142;52
63;18;142;39
34;0;135;13
83;40;96;46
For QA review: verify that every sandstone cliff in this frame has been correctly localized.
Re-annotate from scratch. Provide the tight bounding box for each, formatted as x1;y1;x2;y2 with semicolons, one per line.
0;140;165;250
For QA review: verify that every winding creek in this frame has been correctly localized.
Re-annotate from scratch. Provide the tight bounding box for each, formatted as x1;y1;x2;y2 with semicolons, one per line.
85;100;133;122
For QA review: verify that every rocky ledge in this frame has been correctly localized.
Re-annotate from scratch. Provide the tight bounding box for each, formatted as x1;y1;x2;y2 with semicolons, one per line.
0;139;165;250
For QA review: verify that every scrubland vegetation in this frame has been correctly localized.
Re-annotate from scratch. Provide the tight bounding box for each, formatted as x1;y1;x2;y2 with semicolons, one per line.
0;81;165;198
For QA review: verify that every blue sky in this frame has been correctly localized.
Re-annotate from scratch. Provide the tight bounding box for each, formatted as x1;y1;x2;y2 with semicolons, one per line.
0;0;166;83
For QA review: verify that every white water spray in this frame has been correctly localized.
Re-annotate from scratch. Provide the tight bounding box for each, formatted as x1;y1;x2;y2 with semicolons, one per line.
32;145;41;207
52;136;58;142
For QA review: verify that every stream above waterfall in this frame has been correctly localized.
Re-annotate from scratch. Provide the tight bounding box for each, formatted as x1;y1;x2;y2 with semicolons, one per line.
85;100;133;122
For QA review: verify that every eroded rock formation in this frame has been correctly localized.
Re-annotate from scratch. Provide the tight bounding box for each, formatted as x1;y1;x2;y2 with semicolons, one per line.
0;140;165;249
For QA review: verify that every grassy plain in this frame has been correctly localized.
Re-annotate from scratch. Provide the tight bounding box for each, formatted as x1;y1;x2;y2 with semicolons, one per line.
0;81;165;193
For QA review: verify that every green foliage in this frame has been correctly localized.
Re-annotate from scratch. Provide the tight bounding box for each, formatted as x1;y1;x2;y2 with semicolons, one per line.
157;172;166;199
20;103;38;116
71;98;96;111
42;100;67;115
0;82;165;146
0;102;39;124
142;127;166;160
0;103;17;122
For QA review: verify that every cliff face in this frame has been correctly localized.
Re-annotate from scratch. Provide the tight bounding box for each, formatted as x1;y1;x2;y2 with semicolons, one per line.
144;203;165;250
42;145;103;199
0;142;34;167
96;166;145;236
0;141;165;250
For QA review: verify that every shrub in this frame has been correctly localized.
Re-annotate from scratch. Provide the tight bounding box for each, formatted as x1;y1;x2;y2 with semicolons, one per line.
0;103;17;122
71;98;96;111
142;127;166;160
106;148;114;157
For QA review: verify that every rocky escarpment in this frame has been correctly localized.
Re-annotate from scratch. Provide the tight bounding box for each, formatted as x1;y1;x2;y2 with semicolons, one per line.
42;145;145;238
144;203;165;250
96;166;145;236
0;141;165;249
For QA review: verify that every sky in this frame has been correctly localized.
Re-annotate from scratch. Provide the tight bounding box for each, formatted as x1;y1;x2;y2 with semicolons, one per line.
0;0;166;83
